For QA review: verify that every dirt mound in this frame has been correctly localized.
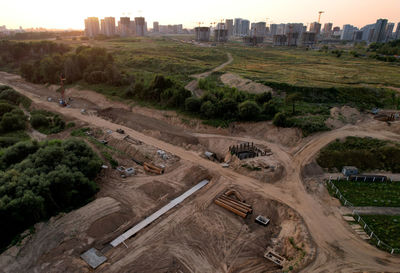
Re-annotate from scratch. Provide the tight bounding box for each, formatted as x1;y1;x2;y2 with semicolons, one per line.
228;154;285;184
87;212;131;239
302;161;324;178
232;121;302;147
65;87;129;110
138;181;176;201
98;107;199;146
221;72;273;94
326;106;364;129
0;197;122;273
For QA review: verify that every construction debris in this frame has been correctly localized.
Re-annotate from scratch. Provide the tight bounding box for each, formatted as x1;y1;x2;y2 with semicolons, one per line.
143;162;165;175
264;248;286;268
255;215;270;226
124;135;143;145
214;189;252;218
229;142;269;160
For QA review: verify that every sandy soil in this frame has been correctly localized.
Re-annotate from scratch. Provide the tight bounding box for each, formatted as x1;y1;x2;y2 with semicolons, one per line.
1;71;400;272
325;106;365;129
221;73;274;95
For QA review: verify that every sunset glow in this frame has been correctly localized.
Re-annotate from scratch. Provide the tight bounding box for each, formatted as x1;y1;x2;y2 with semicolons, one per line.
1;0;400;30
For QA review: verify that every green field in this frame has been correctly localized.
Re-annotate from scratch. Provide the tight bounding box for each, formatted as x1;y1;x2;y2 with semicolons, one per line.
224;44;400;88
362;215;400;249
329;180;400;207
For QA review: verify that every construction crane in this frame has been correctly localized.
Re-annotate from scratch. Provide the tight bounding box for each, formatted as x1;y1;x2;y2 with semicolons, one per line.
318;11;324;24
59;73;67;107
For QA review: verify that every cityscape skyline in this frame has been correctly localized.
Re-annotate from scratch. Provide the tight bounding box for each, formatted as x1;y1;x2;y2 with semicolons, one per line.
1;0;400;30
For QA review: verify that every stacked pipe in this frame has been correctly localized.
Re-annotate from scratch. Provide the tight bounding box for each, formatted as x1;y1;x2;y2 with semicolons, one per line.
143;162;164;175
214;190;252;218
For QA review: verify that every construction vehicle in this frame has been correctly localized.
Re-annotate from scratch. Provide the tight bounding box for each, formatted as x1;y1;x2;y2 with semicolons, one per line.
214;190;252;218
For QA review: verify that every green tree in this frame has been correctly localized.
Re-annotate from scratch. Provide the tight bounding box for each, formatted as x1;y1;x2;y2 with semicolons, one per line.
238;100;260;120
201;101;217;118
285;92;302;114
185;97;201;112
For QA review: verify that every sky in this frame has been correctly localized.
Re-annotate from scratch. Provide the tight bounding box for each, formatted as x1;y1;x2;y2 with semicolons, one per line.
1;0;400;30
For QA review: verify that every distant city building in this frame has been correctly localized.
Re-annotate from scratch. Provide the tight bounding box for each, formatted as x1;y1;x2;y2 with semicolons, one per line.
100;19;106;35
135;17;146;36
241;19;250;36
234;18;242;36
333;26;340;32
251;22;266;37
84;17;100;37
309;22;321;35
273;34;287;46
120;17;131;37
153;21;159;32
386;22;395;41
195;27;210;42
214;29;228;42
353;30;363;41
301;32;317;46
371;18;388;43
396;22;400;39
341;24;357;40
225;19;234;37
104;17;116;36
323;23;333;35
361;23;375;42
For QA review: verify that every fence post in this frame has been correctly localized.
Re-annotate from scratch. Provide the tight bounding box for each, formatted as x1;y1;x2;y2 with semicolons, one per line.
377;240;381;246
344;200;347;206
370;231;373;238
391;249;394;254
358;215;361;222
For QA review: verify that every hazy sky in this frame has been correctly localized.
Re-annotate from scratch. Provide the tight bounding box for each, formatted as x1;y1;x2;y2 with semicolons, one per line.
1;0;400;30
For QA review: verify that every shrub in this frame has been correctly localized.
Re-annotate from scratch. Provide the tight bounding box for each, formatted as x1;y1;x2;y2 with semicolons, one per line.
30;113;49;128
0;109;26;132
238;100;260;120
201;101;217;118
185;97;202;112
273;112;288;127
255;92;272;105
262;101;278;120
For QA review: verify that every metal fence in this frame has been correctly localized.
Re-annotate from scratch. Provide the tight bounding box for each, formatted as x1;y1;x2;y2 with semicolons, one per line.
326;176;400;255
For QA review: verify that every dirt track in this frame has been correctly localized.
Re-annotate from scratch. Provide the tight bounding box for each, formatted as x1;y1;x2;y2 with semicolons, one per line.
1;72;400;272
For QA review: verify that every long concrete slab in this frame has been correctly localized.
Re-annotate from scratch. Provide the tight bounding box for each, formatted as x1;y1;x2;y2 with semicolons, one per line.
110;179;209;247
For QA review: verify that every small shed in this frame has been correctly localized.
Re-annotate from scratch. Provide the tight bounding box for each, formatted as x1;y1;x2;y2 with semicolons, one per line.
342;166;358;176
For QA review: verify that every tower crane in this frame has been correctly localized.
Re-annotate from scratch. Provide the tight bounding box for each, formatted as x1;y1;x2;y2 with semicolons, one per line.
318;11;324;24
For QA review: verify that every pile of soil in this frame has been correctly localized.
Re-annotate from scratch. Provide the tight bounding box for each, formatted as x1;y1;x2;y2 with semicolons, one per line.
98;108;199;146
221;73;274;95
325;106;364;129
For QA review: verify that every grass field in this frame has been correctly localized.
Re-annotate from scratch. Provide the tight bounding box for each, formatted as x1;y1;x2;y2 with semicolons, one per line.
60;37;227;84
329;180;400;207
361;215;400;249
224;45;400;88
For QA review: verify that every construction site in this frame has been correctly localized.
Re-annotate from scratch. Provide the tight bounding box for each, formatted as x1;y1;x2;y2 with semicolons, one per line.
1;47;400;273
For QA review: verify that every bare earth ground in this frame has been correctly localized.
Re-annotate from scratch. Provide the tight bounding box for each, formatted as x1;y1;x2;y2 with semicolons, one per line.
220;72;274;95
1;71;400;272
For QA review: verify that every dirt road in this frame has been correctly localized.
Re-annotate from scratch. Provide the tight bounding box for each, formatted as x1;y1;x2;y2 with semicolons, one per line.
1;75;400;272
185;52;233;97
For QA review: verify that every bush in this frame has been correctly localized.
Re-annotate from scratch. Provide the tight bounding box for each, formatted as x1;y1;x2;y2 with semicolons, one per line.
238;100;260;120
255;92;272;105
0;109;26;132
263;101;278;120
273;112;288;127
30;113;49;128
185;97;202;112
201;101;217;118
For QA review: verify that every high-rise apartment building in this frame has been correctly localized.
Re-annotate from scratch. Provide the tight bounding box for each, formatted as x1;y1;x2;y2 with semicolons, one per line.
153;21;159;32
100;19;106;35
371;18;388;42
234;18;242;36
84;17;100;37
251;22;266;37
241;20;250;36
341;24;357;40
120;17;131;37
395;22;400;39
323;23;333;34
309;22;321;34
104;17;116;36
225;19;234;37
361;23;375;41
135;17;146;36
386;22;395;41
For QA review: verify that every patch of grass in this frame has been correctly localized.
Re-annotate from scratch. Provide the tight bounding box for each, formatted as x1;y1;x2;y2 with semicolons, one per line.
30;110;65;134
329;180;400;207
241;164;262;171
362;215;400;248
66;122;76;129
101;151;118;169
